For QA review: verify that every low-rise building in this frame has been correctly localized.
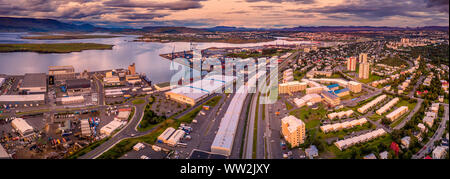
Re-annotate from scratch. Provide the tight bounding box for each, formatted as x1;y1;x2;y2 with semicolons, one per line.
66;79;91;96
376;97;399;115
321;90;340;107
386;106;409;121
358;95;387;114
278;81;307;94
432;146;448;159
401;136;411;149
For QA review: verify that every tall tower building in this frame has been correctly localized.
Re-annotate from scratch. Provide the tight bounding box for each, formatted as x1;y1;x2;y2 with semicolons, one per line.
128;63;136;75
359;62;370;79
281;115;306;147
359;53;368;63
347;57;357;71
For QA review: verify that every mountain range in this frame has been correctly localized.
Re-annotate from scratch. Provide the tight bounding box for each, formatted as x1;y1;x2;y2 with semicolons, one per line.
0;17;448;33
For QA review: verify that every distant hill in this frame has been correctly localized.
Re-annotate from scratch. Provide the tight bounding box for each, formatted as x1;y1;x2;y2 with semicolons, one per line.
141;26;207;34
276;26;449;32
0;17;109;32
0;17;447;33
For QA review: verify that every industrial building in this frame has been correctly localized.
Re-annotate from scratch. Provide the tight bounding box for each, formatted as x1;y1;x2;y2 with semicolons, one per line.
80;119;92;137
11;118;34;136
19;73;47;94
165;75;235;106
58;96;85;105
66;79;91;96
0;144;9;159
158;127;176;144
358;95;387;114
100;119;127;136
48;66;75;82
211;71;265;156
167;130;186;147
386;106;409;121
321;118;367;133
278;81;307;94
0;94;45;104
116;108;132;121
281;115;306;147
376;97;399;115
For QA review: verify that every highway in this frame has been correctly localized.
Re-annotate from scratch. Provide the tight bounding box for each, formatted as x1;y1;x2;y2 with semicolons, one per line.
412;104;449;159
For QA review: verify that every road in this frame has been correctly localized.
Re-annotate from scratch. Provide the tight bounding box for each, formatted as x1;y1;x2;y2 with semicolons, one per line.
79;97;150;159
412;104;449;159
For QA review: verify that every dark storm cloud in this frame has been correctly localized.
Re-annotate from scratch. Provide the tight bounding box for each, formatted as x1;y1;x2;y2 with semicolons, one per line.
119;13;169;20
246;0;315;4
103;0;206;10
290;0;448;21
425;0;449;13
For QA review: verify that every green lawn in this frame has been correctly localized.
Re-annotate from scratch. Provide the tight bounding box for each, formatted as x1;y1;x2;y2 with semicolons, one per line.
0;43;114;53
132;99;146;105
289;104;327;129
358;74;384;84
285;101;294;110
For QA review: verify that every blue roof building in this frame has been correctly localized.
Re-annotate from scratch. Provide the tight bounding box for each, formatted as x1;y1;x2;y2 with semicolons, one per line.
327;84;339;89
334;88;350;94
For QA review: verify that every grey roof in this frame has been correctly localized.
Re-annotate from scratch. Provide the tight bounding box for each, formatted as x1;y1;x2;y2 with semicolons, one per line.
21;73;47;88
66;79;91;89
0;144;9;159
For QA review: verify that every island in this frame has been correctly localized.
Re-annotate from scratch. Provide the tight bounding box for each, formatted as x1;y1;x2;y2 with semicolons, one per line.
21;35;121;40
0;43;114;53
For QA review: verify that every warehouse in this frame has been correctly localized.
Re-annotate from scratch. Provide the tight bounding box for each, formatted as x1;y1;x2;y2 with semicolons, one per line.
165;75;235;106
58;96;85;105
19;73;47;94
80;119;91;137
0;144;9;159
358;95;387;114
158;127;176;144
211;71;265;156
48;66;75;82
386;106;409;121
0;94;45;104
167;129;186;147
117;108;132;121
66;79;91;96
11;118;34;136
376;97;399;115
100;119;127;136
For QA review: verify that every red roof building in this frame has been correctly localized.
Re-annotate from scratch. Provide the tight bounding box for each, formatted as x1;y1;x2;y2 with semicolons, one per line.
390;142;399;156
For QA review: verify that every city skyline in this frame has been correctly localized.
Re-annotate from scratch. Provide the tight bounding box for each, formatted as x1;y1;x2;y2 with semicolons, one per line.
0;0;448;28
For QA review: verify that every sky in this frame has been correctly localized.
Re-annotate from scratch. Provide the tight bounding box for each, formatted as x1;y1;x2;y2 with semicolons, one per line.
0;0;448;28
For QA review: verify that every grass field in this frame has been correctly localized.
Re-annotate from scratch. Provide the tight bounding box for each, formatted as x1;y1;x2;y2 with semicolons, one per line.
0;43;114;53
132;99;146;105
22;35;120;40
289;104;327;129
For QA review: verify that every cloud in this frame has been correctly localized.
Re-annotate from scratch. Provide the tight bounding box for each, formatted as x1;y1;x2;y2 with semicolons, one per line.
119;13;169;20
245;0;315;4
290;0;448;21
425;0;449;13
103;0;206;10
